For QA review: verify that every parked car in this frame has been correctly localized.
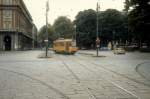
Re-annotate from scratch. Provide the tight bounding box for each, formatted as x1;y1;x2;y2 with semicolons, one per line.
130;43;139;50
141;43;148;48
114;47;126;54
140;43;150;52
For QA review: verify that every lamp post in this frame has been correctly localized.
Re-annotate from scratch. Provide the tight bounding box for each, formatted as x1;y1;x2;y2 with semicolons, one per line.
45;0;49;57
32;25;35;50
74;25;77;45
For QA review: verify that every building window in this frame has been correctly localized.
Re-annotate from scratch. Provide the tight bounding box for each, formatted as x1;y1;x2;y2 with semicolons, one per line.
3;0;12;5
3;21;12;29
3;10;12;29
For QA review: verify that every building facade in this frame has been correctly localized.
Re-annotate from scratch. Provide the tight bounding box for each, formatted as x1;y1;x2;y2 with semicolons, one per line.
0;0;37;51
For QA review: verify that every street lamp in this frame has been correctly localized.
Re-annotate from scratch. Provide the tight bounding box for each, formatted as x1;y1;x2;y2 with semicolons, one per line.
45;0;49;57
75;25;77;47
96;2;100;57
74;25;77;42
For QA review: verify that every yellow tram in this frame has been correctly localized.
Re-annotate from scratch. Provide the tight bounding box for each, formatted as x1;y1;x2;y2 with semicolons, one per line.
53;39;78;54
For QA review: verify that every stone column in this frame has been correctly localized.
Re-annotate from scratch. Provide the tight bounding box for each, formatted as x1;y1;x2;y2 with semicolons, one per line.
11;32;19;51
11;33;14;50
0;33;4;51
14;33;18;50
18;33;21;50
0;33;2;50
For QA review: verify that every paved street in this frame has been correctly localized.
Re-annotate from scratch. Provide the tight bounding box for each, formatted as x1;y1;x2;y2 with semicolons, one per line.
0;50;150;99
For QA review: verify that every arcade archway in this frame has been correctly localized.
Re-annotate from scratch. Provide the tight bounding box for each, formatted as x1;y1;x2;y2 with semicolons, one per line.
4;35;11;51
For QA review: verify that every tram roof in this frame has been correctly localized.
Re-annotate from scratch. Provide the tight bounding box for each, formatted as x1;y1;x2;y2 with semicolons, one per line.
54;39;73;43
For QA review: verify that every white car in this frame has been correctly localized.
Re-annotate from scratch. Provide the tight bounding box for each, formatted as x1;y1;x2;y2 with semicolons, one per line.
114;47;126;54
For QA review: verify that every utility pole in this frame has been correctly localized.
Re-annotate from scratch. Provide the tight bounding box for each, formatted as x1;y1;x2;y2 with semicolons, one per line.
45;0;49;57
96;2;100;57
32;25;35;50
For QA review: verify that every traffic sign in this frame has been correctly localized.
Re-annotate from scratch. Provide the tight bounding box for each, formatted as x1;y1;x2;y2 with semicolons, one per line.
44;39;48;42
96;37;100;44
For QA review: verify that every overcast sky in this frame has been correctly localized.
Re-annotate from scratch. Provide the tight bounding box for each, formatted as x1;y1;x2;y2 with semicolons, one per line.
23;0;124;29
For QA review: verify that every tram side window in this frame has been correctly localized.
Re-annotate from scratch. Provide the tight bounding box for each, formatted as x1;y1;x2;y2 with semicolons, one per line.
59;42;64;46
55;42;64;47
68;42;71;46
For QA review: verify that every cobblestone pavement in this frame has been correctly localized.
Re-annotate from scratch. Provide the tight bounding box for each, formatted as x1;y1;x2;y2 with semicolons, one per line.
0;50;150;99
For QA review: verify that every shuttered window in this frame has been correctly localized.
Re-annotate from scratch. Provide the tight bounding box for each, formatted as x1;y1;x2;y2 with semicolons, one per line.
3;10;12;29
3;0;12;5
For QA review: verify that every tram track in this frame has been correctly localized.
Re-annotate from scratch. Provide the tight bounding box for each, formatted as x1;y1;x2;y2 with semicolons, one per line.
57;55;98;99
0;60;50;63
65;55;140;99
92;62;150;87
57;54;140;99
0;67;69;99
135;62;150;82
77;54;150;88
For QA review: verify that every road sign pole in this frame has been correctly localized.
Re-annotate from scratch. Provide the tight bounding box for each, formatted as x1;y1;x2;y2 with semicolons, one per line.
97;46;98;56
96;37;100;56
45;9;48;57
96;2;100;57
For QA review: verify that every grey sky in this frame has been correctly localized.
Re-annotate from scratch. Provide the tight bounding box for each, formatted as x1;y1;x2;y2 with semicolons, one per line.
24;0;124;29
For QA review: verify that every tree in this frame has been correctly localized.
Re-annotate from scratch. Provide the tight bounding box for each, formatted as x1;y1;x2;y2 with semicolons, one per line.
75;9;128;48
75;9;96;48
127;0;150;46
99;9;128;43
124;0;130;13
53;16;74;39
38;24;55;47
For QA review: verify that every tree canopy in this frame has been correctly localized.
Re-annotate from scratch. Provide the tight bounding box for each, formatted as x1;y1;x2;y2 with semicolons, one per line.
38;24;55;47
126;0;150;45
75;9;128;48
99;9;128;41
75;9;97;48
53;16;74;39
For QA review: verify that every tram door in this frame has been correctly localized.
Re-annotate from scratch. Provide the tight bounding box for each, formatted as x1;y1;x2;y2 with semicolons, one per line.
4;35;11;51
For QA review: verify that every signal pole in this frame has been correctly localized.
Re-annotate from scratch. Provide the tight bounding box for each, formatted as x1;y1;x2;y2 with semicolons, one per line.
96;2;100;57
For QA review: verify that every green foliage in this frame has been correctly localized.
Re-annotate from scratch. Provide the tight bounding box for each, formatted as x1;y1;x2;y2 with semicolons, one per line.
53;16;74;39
127;0;150;44
75;9;96;48
124;0;130;13
99;9;127;40
75;9;128;48
38;16;75;47
130;0;149;6
38;24;55;45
